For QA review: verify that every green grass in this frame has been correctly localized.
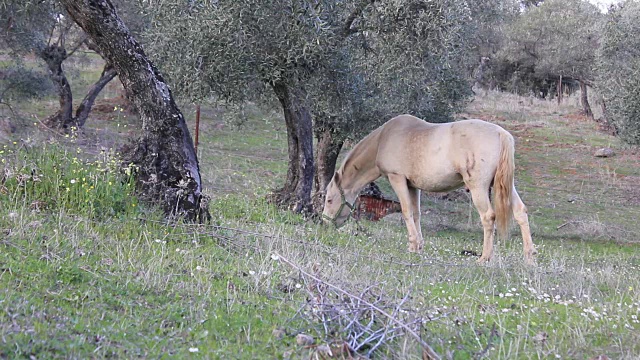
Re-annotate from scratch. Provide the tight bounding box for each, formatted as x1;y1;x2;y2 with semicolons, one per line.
0;144;303;358
1;61;640;359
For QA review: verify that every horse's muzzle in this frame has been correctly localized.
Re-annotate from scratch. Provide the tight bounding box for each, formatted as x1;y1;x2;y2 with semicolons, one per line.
322;213;345;228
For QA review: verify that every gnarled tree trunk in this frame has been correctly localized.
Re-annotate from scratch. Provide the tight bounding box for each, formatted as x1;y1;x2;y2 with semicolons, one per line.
312;120;344;212
315;127;343;194
579;80;593;119
61;0;209;221
270;80;315;214
40;45;75;129
473;56;491;96
75;63;117;127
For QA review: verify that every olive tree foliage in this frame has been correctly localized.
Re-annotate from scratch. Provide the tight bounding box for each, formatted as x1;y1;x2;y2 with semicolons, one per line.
520;0;544;7
597;0;640;144
0;1;55;52
0;67;54;113
144;0;344;102
359;0;474;122
469;0;519;56
464;0;519;91
498;0;602;114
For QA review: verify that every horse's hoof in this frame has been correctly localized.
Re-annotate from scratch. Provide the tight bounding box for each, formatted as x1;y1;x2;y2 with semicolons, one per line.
476;256;491;264
408;243;423;253
524;248;537;265
525;253;537;266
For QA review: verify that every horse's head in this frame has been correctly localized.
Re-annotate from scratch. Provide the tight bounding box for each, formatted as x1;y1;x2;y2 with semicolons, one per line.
322;172;356;227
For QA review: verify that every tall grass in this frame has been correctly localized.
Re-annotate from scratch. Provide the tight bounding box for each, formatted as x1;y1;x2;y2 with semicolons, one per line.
1;141;137;219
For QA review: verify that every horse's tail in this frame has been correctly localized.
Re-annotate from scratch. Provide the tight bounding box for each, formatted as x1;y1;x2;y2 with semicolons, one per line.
494;131;515;239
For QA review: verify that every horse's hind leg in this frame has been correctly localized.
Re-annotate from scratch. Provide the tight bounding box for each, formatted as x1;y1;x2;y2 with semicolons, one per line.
469;185;496;263
387;174;424;252
512;187;536;265
409;186;423;245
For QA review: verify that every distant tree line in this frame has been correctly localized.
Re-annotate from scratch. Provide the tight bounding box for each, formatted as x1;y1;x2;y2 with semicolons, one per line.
475;0;640;144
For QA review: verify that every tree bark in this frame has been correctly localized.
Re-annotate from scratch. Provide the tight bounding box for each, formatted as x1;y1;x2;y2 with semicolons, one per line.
579;80;593;119
270;80;315;214
60;0;209;221
40;45;75;129
473;56;490;93
75;62;117;127
313;124;344;213
314;127;343;195
601;95;608;123
557;75;563;105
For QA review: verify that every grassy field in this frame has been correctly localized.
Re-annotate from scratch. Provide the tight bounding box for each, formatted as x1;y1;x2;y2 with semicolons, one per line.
1;58;640;359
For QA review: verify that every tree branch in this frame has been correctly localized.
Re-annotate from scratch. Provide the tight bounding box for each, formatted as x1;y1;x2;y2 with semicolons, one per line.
523;43;538;60
0;99;17;117
5;16;13;32
67;35;88;58
47;23;56;46
473;323;498;359
274;252;442;360
341;0;375;38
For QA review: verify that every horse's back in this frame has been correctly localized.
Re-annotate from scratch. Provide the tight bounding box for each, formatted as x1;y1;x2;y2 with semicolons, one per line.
375;115;511;191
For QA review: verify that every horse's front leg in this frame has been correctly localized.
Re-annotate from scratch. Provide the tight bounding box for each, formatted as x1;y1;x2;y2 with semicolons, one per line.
388;174;424;253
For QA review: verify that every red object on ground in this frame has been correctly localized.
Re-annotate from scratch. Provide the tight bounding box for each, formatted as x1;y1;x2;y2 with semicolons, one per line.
354;194;402;221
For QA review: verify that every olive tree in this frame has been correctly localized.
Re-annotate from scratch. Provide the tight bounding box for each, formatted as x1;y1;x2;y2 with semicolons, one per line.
0;66;54;114
0;0;145;129
60;0;208;220
500;0;603;114
598;0;640;144
145;0;364;213
464;0;520;91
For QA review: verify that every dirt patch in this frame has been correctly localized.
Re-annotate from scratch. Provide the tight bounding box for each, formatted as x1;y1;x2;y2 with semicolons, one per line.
0;118;16;138
563;112;593;123
92;95;135;116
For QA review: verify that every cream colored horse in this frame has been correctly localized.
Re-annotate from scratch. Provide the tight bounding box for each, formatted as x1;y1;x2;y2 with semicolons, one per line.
322;114;536;264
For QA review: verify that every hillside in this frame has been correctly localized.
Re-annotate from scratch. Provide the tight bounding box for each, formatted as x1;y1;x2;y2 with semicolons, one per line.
1;63;639;358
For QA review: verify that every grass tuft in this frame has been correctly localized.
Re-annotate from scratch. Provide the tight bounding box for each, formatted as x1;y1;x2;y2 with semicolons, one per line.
1;142;137;219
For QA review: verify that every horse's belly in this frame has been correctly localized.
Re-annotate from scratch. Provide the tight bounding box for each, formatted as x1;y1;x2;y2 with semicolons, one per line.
408;172;464;192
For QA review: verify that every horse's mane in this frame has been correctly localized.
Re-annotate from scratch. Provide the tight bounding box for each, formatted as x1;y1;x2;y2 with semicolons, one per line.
338;124;384;176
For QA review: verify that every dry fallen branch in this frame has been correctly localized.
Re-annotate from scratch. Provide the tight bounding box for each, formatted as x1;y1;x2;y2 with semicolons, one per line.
274;252;441;360
473;323;499;359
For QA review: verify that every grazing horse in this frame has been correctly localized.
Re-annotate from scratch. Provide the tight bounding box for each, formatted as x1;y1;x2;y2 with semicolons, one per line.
322;114;536;264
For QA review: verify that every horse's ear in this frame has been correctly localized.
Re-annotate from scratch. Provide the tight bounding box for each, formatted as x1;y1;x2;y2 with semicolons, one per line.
333;172;341;185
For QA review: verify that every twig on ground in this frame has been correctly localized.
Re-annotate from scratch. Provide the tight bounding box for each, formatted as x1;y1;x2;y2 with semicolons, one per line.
474;323;499;359
556;221;573;230
275;252;442;360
